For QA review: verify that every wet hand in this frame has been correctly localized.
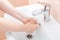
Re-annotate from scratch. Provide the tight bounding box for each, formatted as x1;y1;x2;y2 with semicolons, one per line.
23;22;39;33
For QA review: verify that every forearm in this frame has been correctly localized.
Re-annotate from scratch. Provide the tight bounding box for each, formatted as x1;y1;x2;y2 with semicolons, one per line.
0;17;25;32
0;0;25;22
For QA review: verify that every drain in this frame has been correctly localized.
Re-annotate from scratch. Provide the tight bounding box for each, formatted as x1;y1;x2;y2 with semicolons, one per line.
27;34;33;39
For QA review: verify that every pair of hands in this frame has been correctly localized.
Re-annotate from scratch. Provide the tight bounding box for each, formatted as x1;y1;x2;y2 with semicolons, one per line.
22;17;40;33
20;1;50;33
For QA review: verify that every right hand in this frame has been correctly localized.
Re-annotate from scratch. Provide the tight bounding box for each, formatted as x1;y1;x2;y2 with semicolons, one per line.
23;22;40;33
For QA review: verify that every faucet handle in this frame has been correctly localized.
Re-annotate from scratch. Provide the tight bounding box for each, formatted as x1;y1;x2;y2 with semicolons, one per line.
44;5;50;22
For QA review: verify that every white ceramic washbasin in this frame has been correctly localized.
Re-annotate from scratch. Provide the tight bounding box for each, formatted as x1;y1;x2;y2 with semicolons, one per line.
4;4;60;40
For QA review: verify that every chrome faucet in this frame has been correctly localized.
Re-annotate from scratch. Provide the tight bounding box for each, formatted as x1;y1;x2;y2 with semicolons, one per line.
32;5;50;22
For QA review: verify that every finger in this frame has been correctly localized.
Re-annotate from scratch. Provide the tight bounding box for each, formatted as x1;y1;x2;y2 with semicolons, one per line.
30;18;38;24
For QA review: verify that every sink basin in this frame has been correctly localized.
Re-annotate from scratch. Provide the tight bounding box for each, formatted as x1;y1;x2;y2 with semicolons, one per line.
4;4;60;40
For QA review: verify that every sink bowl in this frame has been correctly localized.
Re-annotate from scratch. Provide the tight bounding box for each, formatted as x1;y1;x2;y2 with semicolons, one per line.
4;4;60;40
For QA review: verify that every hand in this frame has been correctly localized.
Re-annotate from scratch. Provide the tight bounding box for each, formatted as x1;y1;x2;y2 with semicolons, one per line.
22;17;37;24
23;22;39;33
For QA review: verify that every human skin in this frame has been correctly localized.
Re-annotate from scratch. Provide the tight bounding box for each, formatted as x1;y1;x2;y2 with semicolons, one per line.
0;0;31;40
0;0;37;24
0;17;39;33
0;0;28;23
0;0;29;40
0;0;37;32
